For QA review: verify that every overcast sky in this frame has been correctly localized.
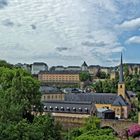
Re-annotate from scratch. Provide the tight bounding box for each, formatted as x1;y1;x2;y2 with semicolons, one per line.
0;0;140;66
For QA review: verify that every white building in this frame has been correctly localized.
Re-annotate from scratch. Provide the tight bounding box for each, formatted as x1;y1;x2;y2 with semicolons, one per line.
31;62;48;75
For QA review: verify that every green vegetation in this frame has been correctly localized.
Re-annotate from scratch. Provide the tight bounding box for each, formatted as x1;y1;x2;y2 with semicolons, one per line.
92;66;140;93
0;60;13;68
79;72;91;82
92;79;118;93
96;71;109;79
0;65;62;140
65;116;117;140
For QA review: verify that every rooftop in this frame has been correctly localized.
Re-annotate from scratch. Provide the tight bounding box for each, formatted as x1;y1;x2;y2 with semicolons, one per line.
64;93;128;106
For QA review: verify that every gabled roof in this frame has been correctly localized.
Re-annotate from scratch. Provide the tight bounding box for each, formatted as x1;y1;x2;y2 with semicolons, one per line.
40;86;62;94
112;95;128;106
42;101;96;114
64;93;128;106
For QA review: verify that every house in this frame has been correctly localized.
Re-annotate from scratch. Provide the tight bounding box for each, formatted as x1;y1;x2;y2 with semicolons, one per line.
31;62;48;75
40;85;64;101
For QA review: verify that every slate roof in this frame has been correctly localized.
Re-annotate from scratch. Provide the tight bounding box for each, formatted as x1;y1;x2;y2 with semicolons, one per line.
33;62;47;65
64;93;128;106
40;86;62;94
42;101;96;114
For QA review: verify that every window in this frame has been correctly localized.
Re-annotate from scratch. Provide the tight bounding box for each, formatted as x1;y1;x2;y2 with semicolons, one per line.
47;95;50;99
120;85;122;88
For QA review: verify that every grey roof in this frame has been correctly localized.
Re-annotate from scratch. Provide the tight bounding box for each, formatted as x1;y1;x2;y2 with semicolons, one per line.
112;96;128;106
67;66;81;68
40;86;62;94
82;61;88;67
33;62;47;65
127;91;136;97
64;93;128;106
42;101;96;114
88;65;100;68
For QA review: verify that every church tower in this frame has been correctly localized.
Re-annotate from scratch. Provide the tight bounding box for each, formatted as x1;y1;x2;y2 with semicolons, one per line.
118;53;126;99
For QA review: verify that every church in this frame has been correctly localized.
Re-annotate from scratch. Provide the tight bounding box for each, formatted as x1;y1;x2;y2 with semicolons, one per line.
41;54;132;122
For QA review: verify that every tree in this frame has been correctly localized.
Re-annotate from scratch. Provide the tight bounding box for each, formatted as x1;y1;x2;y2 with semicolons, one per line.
0;66;62;139
67;116;116;140
0;60;13;68
96;71;107;79
0;67;41;123
79;72;91;82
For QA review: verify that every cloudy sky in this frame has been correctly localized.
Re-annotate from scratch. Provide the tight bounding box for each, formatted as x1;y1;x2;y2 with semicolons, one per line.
0;0;140;66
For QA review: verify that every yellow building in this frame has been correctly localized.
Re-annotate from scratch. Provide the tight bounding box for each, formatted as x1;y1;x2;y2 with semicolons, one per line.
40;85;65;101
38;71;80;85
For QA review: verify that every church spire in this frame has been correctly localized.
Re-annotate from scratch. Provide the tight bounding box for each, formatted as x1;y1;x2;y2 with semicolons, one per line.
119;53;124;83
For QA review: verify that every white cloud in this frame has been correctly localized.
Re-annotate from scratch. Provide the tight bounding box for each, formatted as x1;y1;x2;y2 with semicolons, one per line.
126;36;140;44
116;18;140;30
0;0;139;66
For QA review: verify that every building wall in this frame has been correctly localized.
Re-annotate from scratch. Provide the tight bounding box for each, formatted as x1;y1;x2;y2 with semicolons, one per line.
95;104;128;119
41;93;65;101
100;68;111;74
31;64;48;75
38;73;80;84
88;67;99;76
95;104;112;109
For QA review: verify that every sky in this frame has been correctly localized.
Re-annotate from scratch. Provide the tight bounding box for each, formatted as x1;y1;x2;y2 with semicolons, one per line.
0;0;140;67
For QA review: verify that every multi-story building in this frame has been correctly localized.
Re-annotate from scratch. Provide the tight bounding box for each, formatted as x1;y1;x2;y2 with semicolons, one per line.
31;62;48;75
40;85;65;101
125;63;140;75
100;66;111;74
41;54;132;120
88;65;100;77
38;71;80;85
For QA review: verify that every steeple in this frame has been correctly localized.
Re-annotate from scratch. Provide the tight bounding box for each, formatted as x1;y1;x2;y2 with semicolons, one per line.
118;53;126;99
81;61;88;71
119;53;124;83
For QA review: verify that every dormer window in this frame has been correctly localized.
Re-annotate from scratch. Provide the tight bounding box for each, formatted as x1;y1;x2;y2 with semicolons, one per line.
61;107;64;111
55;106;58;110
73;107;76;111
44;106;47;110
85;108;88;113
50;106;53;110
66;107;70;111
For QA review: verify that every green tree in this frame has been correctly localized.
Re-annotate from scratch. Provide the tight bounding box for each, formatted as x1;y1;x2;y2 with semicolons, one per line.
0;60;13;68
0;66;62;140
79;72;91;82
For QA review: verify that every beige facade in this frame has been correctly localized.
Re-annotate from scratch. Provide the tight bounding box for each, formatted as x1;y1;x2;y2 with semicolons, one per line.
95;104;128;119
38;72;80;84
118;83;126;99
41;93;65;101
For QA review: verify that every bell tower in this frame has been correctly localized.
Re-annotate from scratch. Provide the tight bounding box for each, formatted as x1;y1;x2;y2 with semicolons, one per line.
118;53;126;99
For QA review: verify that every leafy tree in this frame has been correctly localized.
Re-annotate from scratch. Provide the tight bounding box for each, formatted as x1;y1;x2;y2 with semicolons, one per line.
0;66;62;140
79;72;91;82
67;116;116;140
0;60;13;68
96;71;107;79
